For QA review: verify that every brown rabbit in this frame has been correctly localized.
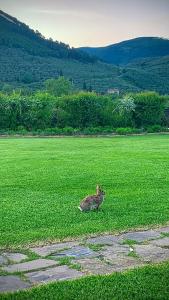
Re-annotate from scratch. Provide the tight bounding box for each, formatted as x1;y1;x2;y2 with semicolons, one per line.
78;185;105;212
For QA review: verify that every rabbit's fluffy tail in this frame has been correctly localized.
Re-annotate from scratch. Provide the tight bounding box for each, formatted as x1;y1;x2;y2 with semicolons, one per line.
78;206;83;211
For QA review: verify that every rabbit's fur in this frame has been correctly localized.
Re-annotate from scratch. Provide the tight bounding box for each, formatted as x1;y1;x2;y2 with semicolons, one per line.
78;185;105;212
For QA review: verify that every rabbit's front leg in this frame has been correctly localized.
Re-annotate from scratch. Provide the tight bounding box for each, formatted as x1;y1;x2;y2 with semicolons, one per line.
96;205;100;212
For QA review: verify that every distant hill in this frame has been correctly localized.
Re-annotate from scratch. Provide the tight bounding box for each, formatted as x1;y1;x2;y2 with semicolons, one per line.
79;37;169;65
119;55;169;94
0;10;96;63
0;10;135;93
0;10;169;94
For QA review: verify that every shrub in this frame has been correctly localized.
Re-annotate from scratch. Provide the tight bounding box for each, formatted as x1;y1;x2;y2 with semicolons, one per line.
132;92;167;127
0;90;168;131
115;127;135;135
146;125;163;133
16;126;27;135
100;126;116;134
61;127;74;135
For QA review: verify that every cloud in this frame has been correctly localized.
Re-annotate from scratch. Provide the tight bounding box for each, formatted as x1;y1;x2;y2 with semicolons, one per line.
32;9;104;20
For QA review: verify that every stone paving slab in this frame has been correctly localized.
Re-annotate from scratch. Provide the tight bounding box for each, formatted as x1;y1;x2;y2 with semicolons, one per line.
31;241;79;257
2;259;58;273
0;255;8;266
3;253;28;263
0;275;31;293
103;256;144;272
134;244;169;263
86;235;121;245
120;230;161;243
150;237;169;248
74;258;113;275
100;244;130;259
26;265;84;283
1;225;169;294
52;246;98;260
156;226;169;234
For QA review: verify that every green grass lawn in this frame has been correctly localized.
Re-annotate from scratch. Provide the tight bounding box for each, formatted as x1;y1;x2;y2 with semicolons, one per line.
0;135;169;248
1;262;169;300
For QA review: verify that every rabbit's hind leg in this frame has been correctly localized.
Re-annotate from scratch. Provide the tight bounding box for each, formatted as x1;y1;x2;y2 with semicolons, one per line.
78;206;83;211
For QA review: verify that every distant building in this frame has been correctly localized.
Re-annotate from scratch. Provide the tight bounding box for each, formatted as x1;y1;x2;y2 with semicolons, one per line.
107;88;120;95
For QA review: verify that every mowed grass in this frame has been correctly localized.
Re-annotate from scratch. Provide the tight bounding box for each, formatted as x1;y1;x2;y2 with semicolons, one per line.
1;263;169;300
0;135;169;248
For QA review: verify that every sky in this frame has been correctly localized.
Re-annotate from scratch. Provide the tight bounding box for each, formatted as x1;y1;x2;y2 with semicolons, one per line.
0;0;169;47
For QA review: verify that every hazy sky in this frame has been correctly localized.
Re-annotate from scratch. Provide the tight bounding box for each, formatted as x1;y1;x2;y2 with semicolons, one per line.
0;0;169;47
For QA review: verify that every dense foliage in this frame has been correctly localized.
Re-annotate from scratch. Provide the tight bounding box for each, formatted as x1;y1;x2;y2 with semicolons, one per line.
0;86;168;132
45;77;73;97
132;92;168;127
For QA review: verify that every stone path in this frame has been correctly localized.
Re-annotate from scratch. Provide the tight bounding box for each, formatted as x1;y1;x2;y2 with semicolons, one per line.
0;225;169;293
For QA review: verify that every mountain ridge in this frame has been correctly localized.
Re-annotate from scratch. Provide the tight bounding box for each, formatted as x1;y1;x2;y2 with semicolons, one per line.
0;9;96;63
0;10;169;94
79;37;169;65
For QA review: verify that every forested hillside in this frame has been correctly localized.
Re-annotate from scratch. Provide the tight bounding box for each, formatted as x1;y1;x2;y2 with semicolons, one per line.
121;56;169;94
0;10;95;63
0;10;138;93
0;45;136;93
80;37;169;65
0;10;169;94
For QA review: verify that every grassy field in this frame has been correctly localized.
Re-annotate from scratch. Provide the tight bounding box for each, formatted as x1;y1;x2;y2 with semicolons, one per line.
0;135;169;248
1;262;169;300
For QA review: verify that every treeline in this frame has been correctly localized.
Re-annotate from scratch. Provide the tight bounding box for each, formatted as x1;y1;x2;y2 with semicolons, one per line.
0;87;168;134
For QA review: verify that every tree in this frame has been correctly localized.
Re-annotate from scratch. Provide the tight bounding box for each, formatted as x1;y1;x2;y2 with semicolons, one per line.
2;83;13;94
45;76;73;97
132;92;167;127
117;95;136;114
88;85;93;92
20;72;33;84
83;82;87;91
59;69;63;76
110;95;135;128
112;95;135;116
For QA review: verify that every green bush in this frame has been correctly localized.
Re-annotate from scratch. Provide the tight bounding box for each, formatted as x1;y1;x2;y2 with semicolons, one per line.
82;128;95;135
115;127;135;135
61;127;74;135
82;127;113;135
0;90;168;132
147;125;163;133
99;126;116;134
16;126;27;135
163;127;169;132
0;126;168;136
132;92;167;127
40;128;61;135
